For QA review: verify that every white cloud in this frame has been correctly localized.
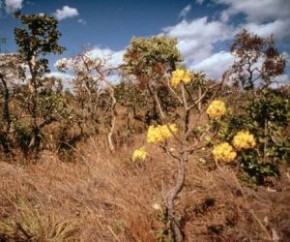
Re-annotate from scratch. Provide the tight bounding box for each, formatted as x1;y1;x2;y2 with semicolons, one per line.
220;11;230;23
46;71;73;80
191;50;289;85
192;51;234;79
216;0;290;41
196;0;204;5
241;18;290;40
78;18;87;25
179;4;191;18
271;74;289;87
54;5;79;21
216;0;290;23
163;17;232;63
88;47;125;69
4;0;23;14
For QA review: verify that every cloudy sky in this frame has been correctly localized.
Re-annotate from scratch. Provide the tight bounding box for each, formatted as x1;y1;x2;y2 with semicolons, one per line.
0;0;289;83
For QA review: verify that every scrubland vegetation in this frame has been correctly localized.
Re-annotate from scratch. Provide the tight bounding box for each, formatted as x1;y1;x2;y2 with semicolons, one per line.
0;13;289;241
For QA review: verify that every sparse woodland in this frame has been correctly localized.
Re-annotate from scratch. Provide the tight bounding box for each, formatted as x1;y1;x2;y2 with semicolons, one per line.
0;13;289;242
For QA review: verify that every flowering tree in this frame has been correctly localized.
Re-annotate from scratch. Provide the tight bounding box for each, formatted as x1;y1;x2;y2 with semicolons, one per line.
130;65;226;241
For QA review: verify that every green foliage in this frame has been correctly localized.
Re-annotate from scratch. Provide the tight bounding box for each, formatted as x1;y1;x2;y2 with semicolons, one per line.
248;89;290;163
38;79;72;121
13;120;32;158
249;89;289;128
123;36;183;85
115;81;148;109
14;12;65;63
122;36;184;126
213;88;290;184
239;150;279;184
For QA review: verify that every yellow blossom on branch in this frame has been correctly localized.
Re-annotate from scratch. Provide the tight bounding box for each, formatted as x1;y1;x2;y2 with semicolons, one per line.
183;71;193;84
132;147;147;161
170;68;193;88
206;100;226;118
233;130;256;150
212;142;237;163
147;124;178;144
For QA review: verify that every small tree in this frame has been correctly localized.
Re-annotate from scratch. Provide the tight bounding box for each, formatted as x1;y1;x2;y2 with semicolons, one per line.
14;12;65;158
229;29;286;90
56;50;120;152
125;36;225;241
123;36;183;123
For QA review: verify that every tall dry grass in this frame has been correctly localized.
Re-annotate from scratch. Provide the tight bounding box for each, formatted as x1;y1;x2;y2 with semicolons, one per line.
1;136;289;241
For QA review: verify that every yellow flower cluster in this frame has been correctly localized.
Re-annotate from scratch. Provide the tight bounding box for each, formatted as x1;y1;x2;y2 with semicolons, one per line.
132;147;147;161
170;68;193;88
206;100;226;118
233;130;256;150
212;142;237;163
147;124;178;144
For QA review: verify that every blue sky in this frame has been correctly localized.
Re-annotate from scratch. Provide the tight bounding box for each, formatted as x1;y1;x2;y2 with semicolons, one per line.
1;0;290;83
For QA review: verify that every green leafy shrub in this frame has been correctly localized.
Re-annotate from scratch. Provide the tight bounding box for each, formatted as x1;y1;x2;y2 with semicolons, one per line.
211;88;290;184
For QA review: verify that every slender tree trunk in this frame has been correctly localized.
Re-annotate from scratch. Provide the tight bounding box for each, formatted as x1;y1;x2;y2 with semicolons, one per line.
165;150;187;242
108;88;117;152
27;60;41;160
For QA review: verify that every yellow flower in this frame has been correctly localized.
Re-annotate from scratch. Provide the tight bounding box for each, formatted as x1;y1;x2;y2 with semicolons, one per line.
147;126;162;144
233;130;256;150
170;68;193;88
183;71;193;84
147;124;178;144
171;69;184;88
212;142;237;163
173;68;185;79
206;100;226;118
132;147;147;161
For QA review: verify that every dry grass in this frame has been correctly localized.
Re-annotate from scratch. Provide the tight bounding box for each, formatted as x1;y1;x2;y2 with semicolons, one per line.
1;136;290;241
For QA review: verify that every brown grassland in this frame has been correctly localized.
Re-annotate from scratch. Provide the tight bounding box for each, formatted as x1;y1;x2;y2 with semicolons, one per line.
1;132;290;241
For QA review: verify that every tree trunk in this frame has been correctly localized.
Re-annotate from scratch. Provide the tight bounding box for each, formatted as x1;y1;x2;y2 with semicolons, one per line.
165;150;187;242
